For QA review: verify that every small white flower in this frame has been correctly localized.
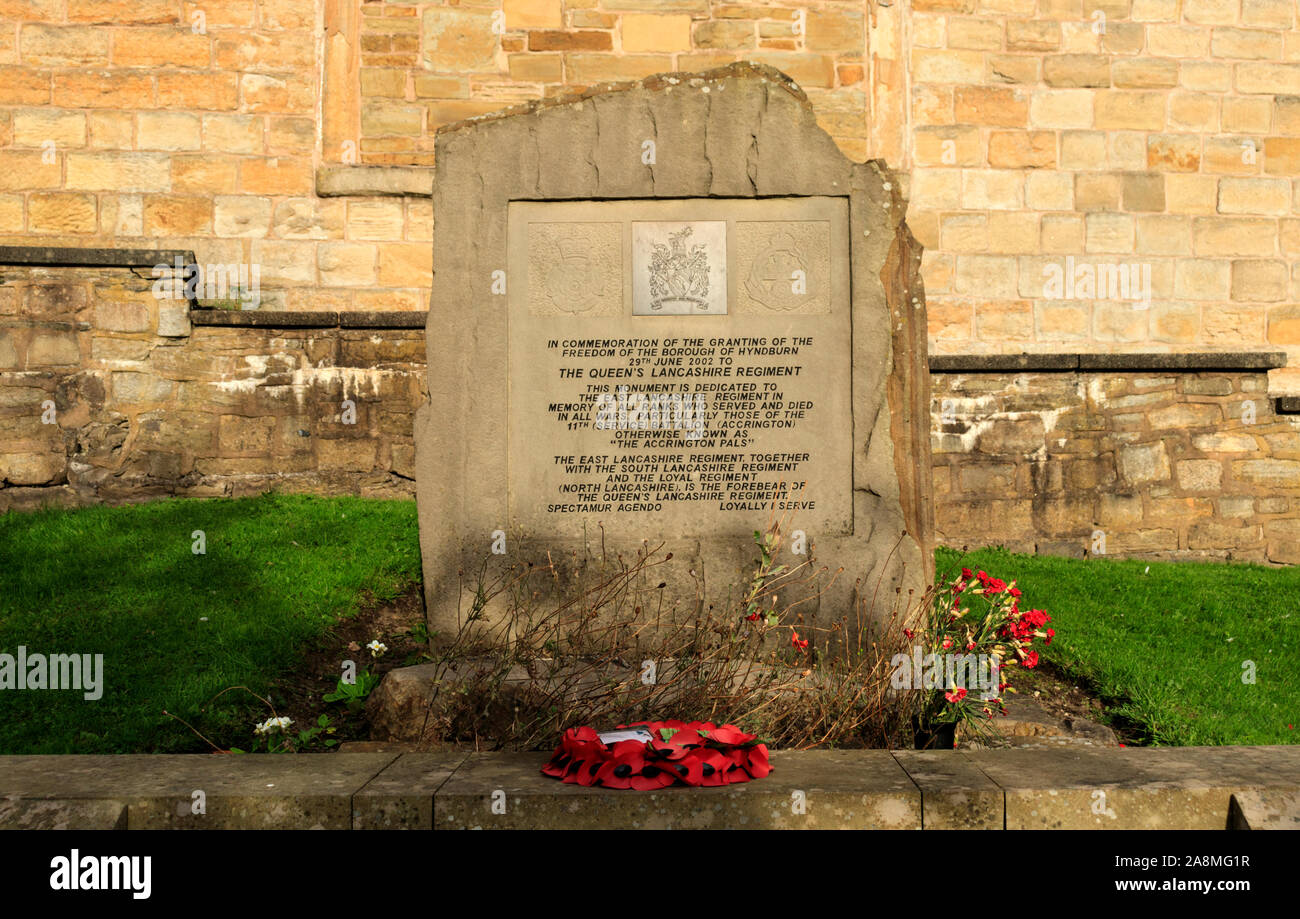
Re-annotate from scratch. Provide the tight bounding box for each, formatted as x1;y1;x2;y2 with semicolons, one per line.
366;639;388;658
254;716;293;736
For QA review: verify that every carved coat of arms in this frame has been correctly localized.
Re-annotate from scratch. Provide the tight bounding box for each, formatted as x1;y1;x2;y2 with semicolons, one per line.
647;226;710;311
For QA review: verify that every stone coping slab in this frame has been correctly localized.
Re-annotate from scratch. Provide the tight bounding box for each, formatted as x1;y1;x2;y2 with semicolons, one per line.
189;309;425;330
353;752;467;830
891;750;1003;829
1229;790;1300;829
2;746;1298;830
931;352;1288;373
434;750;921;830
966;745;1300;830
0;245;197;268
0;753;399;830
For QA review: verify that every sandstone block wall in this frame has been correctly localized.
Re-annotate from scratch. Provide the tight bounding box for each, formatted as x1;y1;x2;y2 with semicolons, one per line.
933;366;1300;563
5;257;1296;567
0;265;423;512
2;1;1299;562
358;0;875;161
906;0;1300;393
0;0;433;313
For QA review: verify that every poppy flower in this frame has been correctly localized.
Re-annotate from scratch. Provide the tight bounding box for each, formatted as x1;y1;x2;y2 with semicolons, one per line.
630;765;678;791
696;749;733;787
594;755;641;789
743;744;772;779
708;724;756;745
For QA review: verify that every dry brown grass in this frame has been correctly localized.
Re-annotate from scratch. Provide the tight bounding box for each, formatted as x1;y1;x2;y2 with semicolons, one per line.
415;513;926;751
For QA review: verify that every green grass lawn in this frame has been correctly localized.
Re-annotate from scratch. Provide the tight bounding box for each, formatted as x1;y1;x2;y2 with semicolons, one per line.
0;494;421;754
1;495;1295;753
937;546;1300;747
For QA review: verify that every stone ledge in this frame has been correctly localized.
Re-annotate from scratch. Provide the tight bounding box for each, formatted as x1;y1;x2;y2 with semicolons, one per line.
316;165;434;197
931;352;1288;373
2;745;1297;830
0;245;197;268
189;309;425;330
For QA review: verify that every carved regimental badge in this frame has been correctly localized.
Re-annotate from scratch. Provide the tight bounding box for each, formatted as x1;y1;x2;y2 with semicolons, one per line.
632;221;727;316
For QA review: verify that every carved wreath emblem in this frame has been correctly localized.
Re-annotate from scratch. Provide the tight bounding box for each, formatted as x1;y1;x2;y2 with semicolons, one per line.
744;231;811;311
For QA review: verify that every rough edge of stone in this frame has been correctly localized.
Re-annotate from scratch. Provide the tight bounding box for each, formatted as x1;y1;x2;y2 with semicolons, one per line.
930;352;1288;373
434;62;808;139
316;165;434;197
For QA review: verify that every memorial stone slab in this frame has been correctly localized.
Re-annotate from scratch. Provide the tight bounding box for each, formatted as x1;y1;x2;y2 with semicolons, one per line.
415;63;933;643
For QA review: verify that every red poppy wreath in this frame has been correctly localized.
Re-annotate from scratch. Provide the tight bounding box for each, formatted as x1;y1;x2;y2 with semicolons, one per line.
541;720;772;789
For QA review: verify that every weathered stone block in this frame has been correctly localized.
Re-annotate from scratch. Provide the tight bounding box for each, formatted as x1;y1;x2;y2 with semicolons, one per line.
1117;441;1171;486
26;331;80;366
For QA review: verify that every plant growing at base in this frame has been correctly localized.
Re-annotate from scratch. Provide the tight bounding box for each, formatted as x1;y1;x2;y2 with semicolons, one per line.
902;566;1055;744
164;686;339;753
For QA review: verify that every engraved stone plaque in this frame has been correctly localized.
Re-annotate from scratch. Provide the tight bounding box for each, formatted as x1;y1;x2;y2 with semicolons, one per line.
506;196;853;538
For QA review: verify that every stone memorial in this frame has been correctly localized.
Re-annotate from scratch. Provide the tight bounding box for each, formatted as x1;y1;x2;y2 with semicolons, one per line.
415;62;933;644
